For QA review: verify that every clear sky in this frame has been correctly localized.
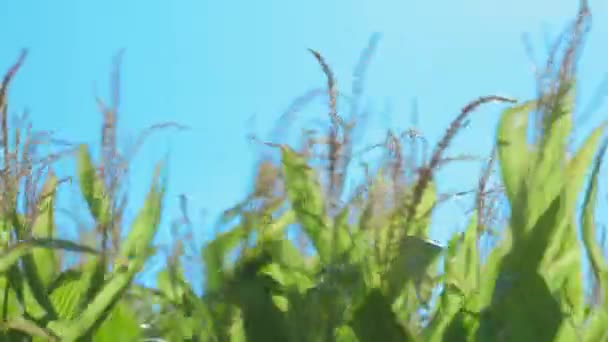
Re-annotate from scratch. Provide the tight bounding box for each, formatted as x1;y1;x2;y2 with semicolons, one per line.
1;0;607;290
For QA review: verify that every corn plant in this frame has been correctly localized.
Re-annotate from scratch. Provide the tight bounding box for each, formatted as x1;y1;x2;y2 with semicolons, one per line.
0;50;172;341
1;1;606;341
140;34;503;341
139;2;608;341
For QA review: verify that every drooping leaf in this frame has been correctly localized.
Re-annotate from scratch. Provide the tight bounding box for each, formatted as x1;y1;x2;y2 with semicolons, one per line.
0;316;57;341
0;239;98;274
202;224;248;293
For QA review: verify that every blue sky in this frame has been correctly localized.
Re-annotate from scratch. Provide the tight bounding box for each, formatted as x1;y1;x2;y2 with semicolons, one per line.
1;0;607;290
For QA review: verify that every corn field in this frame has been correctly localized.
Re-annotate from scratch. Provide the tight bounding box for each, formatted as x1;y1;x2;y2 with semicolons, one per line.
0;2;607;341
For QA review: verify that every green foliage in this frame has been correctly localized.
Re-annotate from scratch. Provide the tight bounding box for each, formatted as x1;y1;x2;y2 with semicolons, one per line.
137;92;602;341
2;5;608;341
143;79;608;342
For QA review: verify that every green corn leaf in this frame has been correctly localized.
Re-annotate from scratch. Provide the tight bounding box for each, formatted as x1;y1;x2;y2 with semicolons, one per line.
478;229;512;306
259;262;314;294
280;146;333;262
0;275;23;318
538;82;575;150
202;224;248;293
157;268;185;304
580;139;608;306
444;311;480;342
385;235;442;300
49;169;164;341
16;174;62;322
483;196;565;341
31;173;60;288
79;256;107;316
76;144;111;227
335;325;358;342
582;309;608;342
424;283;466;342
259;209;296;242
49;270;88;321
509;191;563;274
350;288;415;342
0;316;58;341
229;258;290;342
424;214;480;341
542;123;606;277
444;214;479;297
263;238;309;271
92;302;141;341
528;89;575;209
496;100;535;210
331;205;354;258
47;261;141;340
542;245;584;321
2;265;27;317
358;168;387;232
480;269;563;341
531;120;604;326
118;161;165;260
0;239;98;274
48;257;105;321
407;181;437;237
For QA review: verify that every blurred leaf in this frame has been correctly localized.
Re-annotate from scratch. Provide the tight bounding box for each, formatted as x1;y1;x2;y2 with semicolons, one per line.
230;254;290;342
479;269;562;341
0;316;57;341
157;268;185;304
424;283;466;342
259;262;313;294
526;88;574;226
202;225;247;293
49;169;164;340
31;173;59;288
49;257;104;321
118;161;165;260
280;146;333;262
582;309;608;341
93;302;141;341
445;214;479;295
76;144;111;226
482;197;564;341
408;181;437;237
18;175;62;322
442;309;479;342
496;100;535;236
351;289;414;342
581;139;608;306
271;294;289;312
386;236;442;300
49;270;88;320
0;239;98;274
